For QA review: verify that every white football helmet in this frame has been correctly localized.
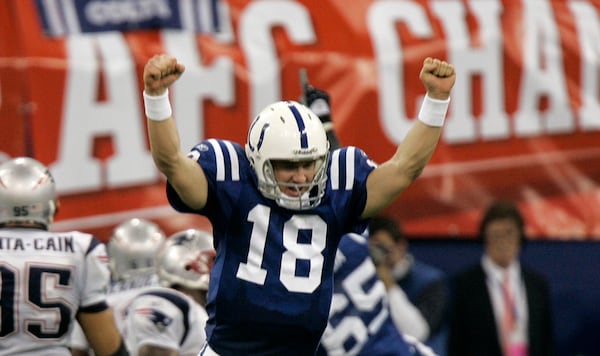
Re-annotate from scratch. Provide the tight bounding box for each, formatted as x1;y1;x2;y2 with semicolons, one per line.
0;157;57;228
107;218;166;281
156;229;216;291
245;100;329;210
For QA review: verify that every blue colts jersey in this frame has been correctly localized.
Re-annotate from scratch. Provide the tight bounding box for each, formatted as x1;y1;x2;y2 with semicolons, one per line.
317;233;412;356
167;139;375;355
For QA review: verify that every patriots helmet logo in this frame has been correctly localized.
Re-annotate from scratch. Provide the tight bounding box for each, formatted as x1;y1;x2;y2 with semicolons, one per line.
135;308;173;331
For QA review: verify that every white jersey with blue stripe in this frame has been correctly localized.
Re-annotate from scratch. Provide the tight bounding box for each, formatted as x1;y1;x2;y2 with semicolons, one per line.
69;280;206;356
119;287;208;356
317;233;412;356
166;139;376;355
69;273;162;352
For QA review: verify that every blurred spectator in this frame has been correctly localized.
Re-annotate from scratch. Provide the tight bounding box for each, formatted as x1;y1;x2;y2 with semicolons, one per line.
369;215;449;356
447;200;554;356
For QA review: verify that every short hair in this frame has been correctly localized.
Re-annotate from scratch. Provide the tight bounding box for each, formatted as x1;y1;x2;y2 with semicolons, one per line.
478;200;526;244
368;215;405;243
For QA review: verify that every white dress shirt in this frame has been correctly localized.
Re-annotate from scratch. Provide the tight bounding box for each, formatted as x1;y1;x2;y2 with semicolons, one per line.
482;256;529;351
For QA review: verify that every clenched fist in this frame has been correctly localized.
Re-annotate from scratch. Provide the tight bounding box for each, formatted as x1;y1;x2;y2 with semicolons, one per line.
419;57;456;100
143;54;186;96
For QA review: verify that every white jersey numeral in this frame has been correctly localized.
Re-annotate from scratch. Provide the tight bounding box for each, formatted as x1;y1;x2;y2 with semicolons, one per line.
236;205;269;285
0;263;74;339
236;204;327;293
321;258;389;355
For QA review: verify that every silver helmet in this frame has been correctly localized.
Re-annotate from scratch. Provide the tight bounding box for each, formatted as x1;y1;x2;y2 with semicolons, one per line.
157;229;215;290
0;157;57;228
107;218;166;281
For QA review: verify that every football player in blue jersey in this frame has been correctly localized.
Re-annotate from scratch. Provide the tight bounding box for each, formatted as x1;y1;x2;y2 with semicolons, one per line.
317;232;431;356
304;85;435;356
141;54;455;355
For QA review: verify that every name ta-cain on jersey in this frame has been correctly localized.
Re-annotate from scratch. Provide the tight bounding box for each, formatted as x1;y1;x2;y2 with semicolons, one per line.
0;228;110;356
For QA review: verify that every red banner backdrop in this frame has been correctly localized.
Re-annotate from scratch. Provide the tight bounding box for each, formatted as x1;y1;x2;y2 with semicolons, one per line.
1;0;600;241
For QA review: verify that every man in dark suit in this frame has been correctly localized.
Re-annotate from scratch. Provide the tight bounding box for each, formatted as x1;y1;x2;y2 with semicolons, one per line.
447;200;554;356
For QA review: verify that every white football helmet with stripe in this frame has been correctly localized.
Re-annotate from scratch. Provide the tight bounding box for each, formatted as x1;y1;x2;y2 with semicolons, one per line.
245;100;329;210
107;218;166;281
157;228;216;291
0;157;57;228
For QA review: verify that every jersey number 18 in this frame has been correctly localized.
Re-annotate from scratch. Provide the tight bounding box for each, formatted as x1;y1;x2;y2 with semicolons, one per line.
236;204;327;293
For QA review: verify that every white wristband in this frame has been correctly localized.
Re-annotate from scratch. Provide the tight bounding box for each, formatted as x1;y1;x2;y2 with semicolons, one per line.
417;95;450;127
143;89;172;121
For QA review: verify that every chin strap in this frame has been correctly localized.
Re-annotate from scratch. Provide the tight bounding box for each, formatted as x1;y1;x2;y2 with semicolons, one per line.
276;191;313;210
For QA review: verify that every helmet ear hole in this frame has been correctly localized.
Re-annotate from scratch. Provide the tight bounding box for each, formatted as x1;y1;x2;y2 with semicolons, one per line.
53;200;60;217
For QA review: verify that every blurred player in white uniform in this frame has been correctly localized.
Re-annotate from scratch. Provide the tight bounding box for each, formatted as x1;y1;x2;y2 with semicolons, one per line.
0;157;127;356
107;218;166;292
70;218;166;355
121;228;213;355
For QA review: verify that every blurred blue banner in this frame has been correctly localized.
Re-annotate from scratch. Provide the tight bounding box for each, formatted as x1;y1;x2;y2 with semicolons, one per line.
35;0;222;36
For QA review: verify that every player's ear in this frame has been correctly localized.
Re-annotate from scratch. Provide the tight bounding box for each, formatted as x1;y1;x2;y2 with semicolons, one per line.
54;199;61;217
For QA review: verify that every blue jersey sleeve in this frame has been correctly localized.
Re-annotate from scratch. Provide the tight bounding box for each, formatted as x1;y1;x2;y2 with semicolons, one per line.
166;139;250;217
327;146;376;231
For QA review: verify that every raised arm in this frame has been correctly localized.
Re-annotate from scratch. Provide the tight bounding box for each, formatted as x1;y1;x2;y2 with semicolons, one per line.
362;57;456;218
143;54;208;210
